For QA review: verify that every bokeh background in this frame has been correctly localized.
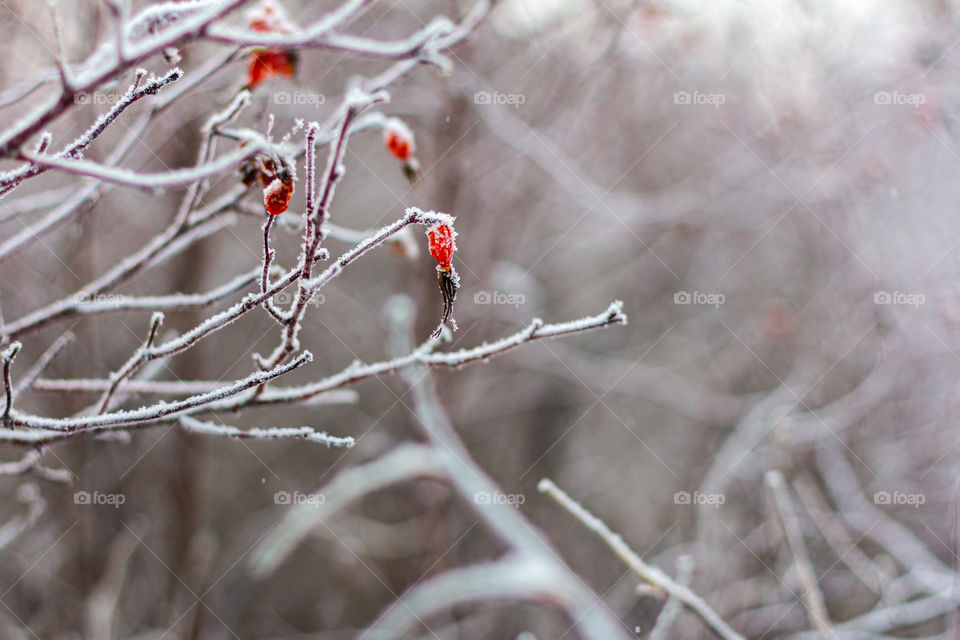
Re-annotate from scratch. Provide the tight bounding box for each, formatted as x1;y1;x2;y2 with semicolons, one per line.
1;0;959;638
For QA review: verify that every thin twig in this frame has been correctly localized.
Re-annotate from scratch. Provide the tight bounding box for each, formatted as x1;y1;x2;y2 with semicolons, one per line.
765;470;833;639
2;341;21;425
538;478;745;640
95;312;164;414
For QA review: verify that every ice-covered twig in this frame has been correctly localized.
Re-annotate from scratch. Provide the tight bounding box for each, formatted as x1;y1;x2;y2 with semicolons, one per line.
0;68;183;192
31;379;356;405
7;351;312;433
179;416;354;448
13;331;74;399
72;267;260;317
764;471;832;639
95;312;164;414
1;341;21;425
538;478;745;640
260;215;285;323
0;0;246;157
649;555;694;640
3;211;243;340
21;140;265;191
240;300;626;407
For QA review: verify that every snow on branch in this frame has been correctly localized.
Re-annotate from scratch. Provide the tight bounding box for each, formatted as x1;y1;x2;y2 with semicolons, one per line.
6;351;313;434
248;300;627;406
21;139;266;192
0;68;183;193
179;416;354;448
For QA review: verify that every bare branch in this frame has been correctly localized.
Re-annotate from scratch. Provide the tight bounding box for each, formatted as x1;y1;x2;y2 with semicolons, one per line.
765;470;832;639
6;351;312;435
13;331;74;399
95;312;164;414
538;478;745;640
2;341;21;425
178;416;354;447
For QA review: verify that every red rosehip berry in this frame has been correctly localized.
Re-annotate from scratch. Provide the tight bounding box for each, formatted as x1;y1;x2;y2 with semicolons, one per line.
383;118;415;161
247;48;297;89
244;1;297;89
263;177;294;216
427;223;455;271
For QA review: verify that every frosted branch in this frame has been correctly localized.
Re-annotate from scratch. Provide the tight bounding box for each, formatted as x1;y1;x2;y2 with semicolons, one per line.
179;416;354;448
6;351;312;434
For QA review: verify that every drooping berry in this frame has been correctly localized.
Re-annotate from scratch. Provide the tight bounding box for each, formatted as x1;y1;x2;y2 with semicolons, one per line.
244;1;297;89
427;223;456;272
426;222;459;338
263;177;294;216
383;118;415;161
247;48;297;89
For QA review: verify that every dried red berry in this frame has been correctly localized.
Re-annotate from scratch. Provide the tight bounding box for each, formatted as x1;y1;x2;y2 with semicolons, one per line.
245;1;297;89
247;48;297;89
263;177;294;216
428;223;455;271
426;222;458;338
383;119;415;161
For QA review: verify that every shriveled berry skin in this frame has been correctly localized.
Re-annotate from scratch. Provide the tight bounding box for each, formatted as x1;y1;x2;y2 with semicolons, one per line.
428;224;455;271
263;177;294;216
